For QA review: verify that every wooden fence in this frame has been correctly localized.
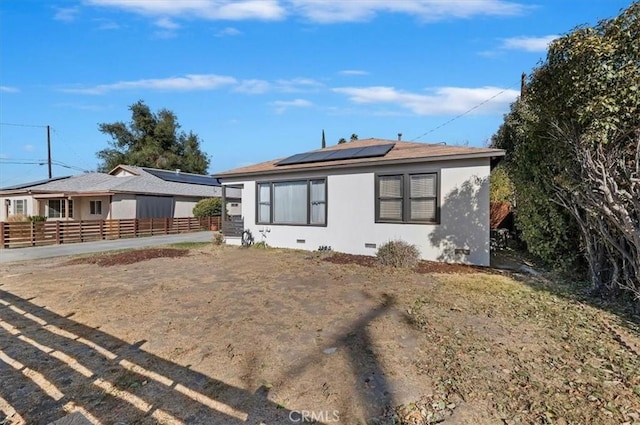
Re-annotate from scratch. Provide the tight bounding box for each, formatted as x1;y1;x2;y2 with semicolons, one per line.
0;216;222;249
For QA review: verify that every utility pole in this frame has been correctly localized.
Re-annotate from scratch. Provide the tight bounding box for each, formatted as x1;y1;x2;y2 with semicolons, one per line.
47;125;52;178
520;72;527;98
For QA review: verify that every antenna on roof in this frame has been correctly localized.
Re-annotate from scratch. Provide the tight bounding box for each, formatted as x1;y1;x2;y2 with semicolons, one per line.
397;133;402;141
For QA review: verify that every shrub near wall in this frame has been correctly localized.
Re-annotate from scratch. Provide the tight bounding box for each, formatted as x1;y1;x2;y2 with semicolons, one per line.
377;240;420;269
193;198;222;218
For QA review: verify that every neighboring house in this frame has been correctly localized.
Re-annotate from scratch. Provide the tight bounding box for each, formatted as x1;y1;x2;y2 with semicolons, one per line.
0;165;240;221
215;138;505;266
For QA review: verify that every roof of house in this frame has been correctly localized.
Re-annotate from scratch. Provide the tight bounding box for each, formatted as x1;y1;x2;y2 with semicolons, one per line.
0;165;221;197
215;138;505;178
0;176;72;191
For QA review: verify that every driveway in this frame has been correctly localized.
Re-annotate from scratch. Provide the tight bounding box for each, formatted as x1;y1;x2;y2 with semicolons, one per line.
0;231;214;263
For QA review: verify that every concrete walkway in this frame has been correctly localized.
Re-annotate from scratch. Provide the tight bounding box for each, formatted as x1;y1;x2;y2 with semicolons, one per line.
0;231;214;263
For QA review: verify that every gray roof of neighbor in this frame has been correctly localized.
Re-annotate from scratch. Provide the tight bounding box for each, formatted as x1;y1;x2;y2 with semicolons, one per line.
0;165;222;197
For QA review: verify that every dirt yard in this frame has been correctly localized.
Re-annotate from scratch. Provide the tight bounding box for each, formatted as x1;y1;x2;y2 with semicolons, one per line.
0;244;639;425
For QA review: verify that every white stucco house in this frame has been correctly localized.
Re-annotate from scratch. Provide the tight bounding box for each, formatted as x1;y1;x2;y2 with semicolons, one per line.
215;138;505;266
0;165;237;221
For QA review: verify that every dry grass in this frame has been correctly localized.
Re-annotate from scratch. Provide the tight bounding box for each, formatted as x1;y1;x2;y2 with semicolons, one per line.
6;214;28;222
1;247;639;424
392;273;640;424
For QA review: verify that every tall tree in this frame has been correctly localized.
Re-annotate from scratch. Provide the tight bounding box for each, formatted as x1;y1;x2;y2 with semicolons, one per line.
493;2;640;301
96;100;210;174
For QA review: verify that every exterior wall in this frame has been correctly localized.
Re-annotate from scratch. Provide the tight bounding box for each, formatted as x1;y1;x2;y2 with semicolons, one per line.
174;196;199;218
0;195;37;221
113;169;136;177
222;158;491;266
110;194;137;219
74;196;110;220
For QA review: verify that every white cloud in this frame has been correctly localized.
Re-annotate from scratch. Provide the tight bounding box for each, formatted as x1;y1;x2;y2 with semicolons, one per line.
271;98;313;113
24;145;35;152
61;74;237;95
275;78;323;92
216;27;242;36
155;17;180;29
339;70;369;76
333;85;519;115
233;77;322;94
0;86;19;93
288;0;527;23
85;0;286;20
54;6;80;22
84;0;526;23
500;35;559;52
234;79;271;94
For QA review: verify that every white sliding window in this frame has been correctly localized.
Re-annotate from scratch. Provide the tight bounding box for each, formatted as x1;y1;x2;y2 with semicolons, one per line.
273;181;308;224
309;179;326;225
257;183;271;224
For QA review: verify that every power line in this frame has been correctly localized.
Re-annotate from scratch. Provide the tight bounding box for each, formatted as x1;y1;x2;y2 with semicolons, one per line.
0;122;48;128
0;158;89;172
410;84;518;142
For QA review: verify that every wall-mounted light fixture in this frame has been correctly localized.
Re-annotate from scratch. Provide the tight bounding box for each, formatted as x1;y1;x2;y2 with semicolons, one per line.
4;199;10;206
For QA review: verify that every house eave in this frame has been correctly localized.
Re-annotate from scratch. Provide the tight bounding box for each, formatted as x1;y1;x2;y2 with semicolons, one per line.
215;151;506;180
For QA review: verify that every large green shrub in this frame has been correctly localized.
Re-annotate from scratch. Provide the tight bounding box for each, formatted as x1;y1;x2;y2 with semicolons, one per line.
193;198;222;217
376;240;420;269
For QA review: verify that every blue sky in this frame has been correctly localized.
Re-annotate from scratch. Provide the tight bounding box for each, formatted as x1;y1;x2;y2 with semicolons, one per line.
0;0;632;186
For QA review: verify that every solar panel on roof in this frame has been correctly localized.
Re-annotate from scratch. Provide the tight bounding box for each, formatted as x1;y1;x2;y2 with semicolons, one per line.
145;169;220;186
357;144;395;157
276;143;395;166
276;153;312;165
325;148;361;161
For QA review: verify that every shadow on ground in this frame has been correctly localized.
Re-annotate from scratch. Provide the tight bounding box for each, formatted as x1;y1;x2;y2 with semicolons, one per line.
0;289;307;424
0;289;405;424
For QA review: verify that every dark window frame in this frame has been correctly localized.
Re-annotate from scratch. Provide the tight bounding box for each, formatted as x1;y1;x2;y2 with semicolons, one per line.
375;171;440;224
90;200;102;215
256;178;328;227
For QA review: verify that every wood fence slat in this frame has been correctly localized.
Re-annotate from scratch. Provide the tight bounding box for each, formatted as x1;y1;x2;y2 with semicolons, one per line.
0;216;219;249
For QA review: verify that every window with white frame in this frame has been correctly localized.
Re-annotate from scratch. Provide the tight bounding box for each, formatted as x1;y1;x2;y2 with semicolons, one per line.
376;172;438;223
257;178;327;226
90;200;102;215
47;199;74;219
14;199;26;215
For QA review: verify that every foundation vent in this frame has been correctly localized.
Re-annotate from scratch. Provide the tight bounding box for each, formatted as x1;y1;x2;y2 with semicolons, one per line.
365;243;377;249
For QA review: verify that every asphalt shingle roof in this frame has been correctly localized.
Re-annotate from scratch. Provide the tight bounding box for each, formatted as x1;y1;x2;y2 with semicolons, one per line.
1;165;221;198
215;138;505;178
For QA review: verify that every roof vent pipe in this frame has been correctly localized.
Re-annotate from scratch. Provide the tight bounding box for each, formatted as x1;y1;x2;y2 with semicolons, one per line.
397;133;402;141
